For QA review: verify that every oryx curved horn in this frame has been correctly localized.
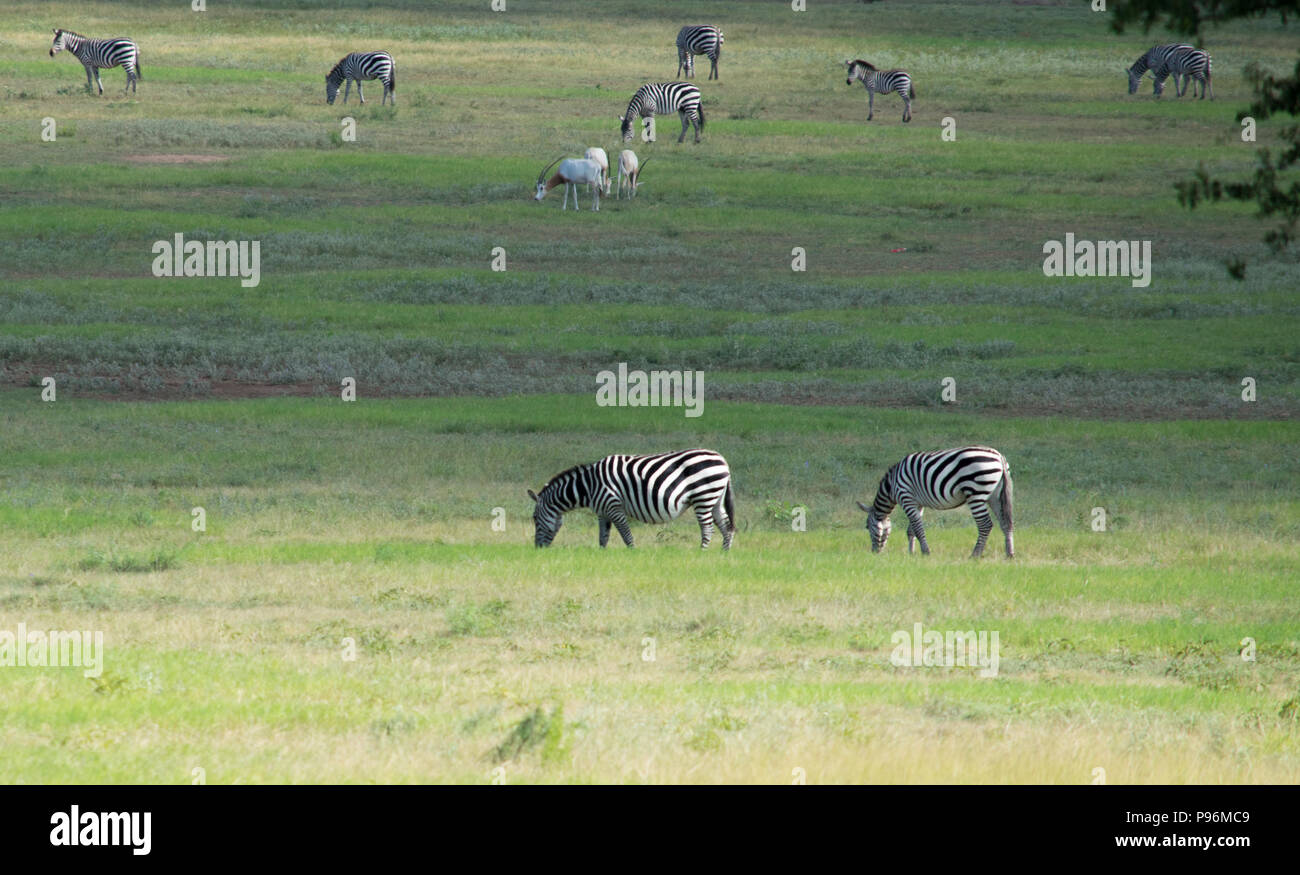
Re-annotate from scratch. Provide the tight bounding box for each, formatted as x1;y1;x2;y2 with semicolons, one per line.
537;155;564;182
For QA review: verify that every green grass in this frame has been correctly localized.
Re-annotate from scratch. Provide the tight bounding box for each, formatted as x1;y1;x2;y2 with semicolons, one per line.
0;394;1297;782
0;0;1297;783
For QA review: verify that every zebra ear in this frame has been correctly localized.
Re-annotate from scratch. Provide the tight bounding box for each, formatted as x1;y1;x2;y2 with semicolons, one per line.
856;501;871;513
527;489;538;503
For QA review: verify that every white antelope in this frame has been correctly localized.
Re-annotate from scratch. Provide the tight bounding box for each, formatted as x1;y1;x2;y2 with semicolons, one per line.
534;156;604;211
616;150;648;198
584;147;612;196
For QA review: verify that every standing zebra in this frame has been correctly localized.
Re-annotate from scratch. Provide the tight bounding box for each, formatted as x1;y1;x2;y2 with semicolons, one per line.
325;51;396;105
845;60;914;123
528;449;736;550
676;25;724;80
855;446;1014;558
620;82;705;144
1153;47;1213;100
1126;44;1198;97
49;29;141;96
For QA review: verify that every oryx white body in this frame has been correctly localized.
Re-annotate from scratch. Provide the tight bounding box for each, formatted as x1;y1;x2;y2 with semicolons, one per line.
584;147;611;196
535;157;604;211
616;150;647;198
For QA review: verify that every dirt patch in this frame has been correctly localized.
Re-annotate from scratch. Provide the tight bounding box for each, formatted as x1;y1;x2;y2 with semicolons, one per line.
122;154;229;164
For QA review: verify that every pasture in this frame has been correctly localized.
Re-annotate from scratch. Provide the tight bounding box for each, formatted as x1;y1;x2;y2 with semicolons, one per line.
0;0;1297;784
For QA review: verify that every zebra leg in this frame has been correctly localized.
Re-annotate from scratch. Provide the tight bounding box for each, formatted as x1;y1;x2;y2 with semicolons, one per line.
902;94;912;123
713;502;733;551
357;80;366;104
901;502;929;555
609;509;634;547
343;79;352;104
906;509;923;554
968;500;993;558
867;88;875;122
598;516;611;548
94;68;104;96
677;112;689;144
710;53;718;81
695;505;714;549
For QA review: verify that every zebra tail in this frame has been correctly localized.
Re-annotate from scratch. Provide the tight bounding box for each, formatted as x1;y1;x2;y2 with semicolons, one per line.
390;66;395;92
998;460;1014;532
698;103;706;131
724;480;736;534
909;83;915;99
136;52;142;79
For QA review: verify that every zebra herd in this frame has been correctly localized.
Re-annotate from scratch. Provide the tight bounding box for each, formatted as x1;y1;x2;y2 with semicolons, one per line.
46;24;1213;128
529;446;1015;559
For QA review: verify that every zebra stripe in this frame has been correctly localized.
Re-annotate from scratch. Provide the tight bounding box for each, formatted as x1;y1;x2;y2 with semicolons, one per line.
676;25;724;80
1153;47;1213;100
845;60;913;123
528;449;736;549
620;82;704;144
856;446;1014;558
1127;44;1194;96
49;29;141;96
326;51;396;105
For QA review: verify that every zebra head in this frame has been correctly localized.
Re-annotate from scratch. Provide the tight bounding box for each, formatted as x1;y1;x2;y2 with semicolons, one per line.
845;59;876;85
50;29;69;57
528;488;563;547
619;115;635;143
1126;65;1143;94
856;501;892;552
325;66;344;104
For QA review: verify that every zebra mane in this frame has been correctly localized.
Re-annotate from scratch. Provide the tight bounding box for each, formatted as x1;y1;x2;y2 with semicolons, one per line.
325;60;347;83
53;28;83;39
542;462;590;493
850;59;878;72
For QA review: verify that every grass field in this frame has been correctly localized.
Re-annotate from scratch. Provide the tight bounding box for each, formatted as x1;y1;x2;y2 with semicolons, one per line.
0;0;1297;784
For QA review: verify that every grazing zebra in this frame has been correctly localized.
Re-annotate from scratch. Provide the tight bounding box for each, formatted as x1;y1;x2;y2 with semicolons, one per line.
1126;44;1195;97
1153;47;1213;100
845;60;913;123
676;25;724;80
49;29;141;95
855;446;1014;558
620;82;705;144
528;449;735;549
325;51;395;105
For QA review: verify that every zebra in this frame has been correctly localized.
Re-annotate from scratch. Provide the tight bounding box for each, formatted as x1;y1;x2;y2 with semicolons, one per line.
855;446;1014;558
676;25;724;80
49;29;141;96
1153;47;1213;100
845;60;913;123
1126;44;1195;97
528;449;736;550
620;82;705;144
325;51;395;105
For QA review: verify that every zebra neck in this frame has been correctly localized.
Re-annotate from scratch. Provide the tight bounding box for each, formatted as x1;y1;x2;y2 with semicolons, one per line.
872;480;896;516
549;469;593;512
626;97;643;118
